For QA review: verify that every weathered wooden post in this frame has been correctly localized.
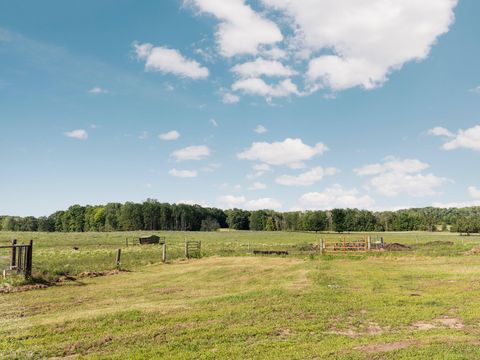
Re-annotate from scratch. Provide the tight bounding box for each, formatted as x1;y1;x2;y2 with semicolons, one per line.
25;240;33;279
320;239;324;255
125;237;128;247
367;236;371;251
162;243;167;263
185;241;188;258
116;249;122;268
381;237;385;248
199;241;202;257
10;239;17;270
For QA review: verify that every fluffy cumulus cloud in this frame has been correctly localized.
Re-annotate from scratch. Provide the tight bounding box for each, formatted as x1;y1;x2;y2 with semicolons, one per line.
262;0;458;91
171;145;211;161
186;0;283;57
140;1;457;102
133;43;209;79
429;125;480;152
169;168;198;178
276;167;338;186
355;157;449;197
298;185;375;210
64;129;88;140
232;78;300;99
238;138;328;168
222;92;240;104
232;58;296;78
428;126;454;137
217;194;281;210
159;130;181;141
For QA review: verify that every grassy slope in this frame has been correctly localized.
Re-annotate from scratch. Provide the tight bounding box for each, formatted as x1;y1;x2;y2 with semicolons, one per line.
2;248;480;358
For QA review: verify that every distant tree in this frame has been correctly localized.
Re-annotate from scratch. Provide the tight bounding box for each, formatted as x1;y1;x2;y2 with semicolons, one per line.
226;209;250;230
200;218;220;231
249;210;268;231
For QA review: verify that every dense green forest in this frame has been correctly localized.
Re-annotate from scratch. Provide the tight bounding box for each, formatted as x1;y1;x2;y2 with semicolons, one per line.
2;200;480;233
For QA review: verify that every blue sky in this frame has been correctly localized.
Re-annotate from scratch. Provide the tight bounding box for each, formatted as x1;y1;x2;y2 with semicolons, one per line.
1;0;479;216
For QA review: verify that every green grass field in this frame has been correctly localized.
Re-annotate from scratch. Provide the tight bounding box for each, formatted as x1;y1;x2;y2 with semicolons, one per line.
2;231;480;359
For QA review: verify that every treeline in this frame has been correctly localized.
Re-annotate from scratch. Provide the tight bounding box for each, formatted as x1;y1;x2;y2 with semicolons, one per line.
1;200;480;233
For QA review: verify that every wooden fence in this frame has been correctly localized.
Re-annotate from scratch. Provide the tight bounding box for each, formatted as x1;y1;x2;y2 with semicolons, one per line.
185;241;201;258
321;237;368;255
0;240;33;279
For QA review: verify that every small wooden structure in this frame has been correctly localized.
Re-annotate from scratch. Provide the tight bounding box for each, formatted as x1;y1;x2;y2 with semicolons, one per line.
0;240;33;279
138;235;165;245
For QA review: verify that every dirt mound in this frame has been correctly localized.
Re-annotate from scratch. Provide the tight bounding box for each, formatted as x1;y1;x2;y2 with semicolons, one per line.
466;246;480;255
77;270;121;278
384;243;411;251
0;283;49;294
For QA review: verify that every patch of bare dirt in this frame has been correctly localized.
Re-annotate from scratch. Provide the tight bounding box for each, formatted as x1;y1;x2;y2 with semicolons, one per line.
327;319;386;337
0;283;49;294
359;340;417;354
152;287;183;295
411;317;464;331
466;246;480;255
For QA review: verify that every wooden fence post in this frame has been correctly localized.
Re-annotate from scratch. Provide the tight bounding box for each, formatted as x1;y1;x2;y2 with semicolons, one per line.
162;243;167;263
25;240;33;279
10;239;17;270
320;239;324;255
185;241;188;258
367;236;371;251
116;249;122;268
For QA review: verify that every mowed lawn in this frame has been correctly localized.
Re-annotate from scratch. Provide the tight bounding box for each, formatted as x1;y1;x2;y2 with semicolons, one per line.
3;252;480;359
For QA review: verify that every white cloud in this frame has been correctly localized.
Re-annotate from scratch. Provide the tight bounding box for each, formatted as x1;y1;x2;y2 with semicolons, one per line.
169;168;198;178
209;118;219;127
238;138;328;168
469;86;480;94
254;125;267;134
159;130;181;141
187;0;283;57
441;125;480;152
247;163;272;179
89;87;109;94
222;93;240;104
217;194;281;210
232;58;296;78
355;157;448;197
172;145;211;161
232;78;299;99
64;129;88;141
276;166;337;186
133;43;209;79
245;197;281;210
299;185;375;210
262;0;458;91
248;182;267;191
369;173;449;197
468;186;480;199
217;195;247;208
354;157;430;176
433;200;480;209
428;126;454;137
